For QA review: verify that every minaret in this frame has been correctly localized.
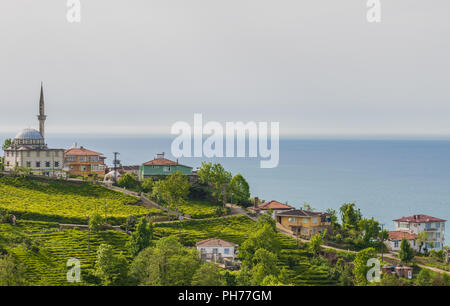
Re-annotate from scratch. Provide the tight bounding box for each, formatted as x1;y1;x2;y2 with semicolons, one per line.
37;82;47;138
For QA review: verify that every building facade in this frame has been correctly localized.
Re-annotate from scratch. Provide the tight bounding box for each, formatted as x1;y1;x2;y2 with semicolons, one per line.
249;200;294;216
393;214;446;252
386;231;418;252
65;146;106;178
139;152;193;180
196;238;237;262
275;209;331;238
3;84;65;176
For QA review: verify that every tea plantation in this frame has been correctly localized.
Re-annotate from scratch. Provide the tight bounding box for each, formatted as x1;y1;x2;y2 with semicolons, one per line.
0;177;156;224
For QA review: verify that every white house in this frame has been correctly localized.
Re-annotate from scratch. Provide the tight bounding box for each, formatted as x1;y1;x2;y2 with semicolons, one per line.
392;214;446;252
386;231;418;252
196;238;237;262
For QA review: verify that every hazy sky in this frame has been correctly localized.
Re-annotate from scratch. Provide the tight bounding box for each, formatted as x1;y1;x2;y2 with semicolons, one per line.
0;0;449;137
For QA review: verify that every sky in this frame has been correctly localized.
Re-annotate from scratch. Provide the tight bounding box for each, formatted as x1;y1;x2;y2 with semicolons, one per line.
0;0;449;137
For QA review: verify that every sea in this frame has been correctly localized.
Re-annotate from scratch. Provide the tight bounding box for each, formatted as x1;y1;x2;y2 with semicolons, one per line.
2;134;450;245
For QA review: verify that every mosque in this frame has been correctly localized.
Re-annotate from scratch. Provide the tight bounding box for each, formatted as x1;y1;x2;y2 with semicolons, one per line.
3;83;66;176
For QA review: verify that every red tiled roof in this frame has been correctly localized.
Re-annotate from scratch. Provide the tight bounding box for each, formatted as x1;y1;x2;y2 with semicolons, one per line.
258;200;294;210
143;157;192;168
393;214;446;223
388;231;417;241
65;147;103;156
196;238;237;247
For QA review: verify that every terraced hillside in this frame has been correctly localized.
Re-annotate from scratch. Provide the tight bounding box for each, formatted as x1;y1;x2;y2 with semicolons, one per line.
0;220;129;285
0;177;158;224
154;216;336;286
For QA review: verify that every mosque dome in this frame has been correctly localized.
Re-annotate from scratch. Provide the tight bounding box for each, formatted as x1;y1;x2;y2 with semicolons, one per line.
14;128;43;140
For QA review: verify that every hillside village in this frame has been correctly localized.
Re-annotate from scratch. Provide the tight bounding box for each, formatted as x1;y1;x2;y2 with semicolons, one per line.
0;86;449;286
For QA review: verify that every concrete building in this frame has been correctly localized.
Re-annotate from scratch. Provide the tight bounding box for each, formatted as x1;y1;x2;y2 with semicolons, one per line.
139;152;193;180
3;83;65;176
65;146;106;178
392;214;446;252
196;238;237;262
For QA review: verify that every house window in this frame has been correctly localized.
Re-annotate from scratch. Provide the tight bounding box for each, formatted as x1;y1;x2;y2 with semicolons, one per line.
436;232;440;239
394;241;399;248
200;248;205;253
312;218;317;223
288;217;297;223
212;248;218;254
80;156;87;162
302;228;308;234
224;248;230;255
435;242;441;248
81;166;86;171
426;223;431;229
54;161;60;168
45;161;50;168
36;162;41;168
303;218;308;223
66;155;76;162
26;161;31;168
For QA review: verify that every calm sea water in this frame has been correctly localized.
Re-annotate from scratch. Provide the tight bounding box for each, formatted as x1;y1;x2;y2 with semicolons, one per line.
2;134;450;245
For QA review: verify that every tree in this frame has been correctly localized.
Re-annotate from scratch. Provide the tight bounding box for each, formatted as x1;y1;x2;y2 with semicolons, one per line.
415;269;432;286
326;208;338;225
249;248;279;285
127;217;153;257
89;213;104;232
197;162;232;204
353;247;377;284
339;203;362;229
141;178;154;193
94;244;128;286
309;234;322;255
117;173;139;190
239;223;281;268
398;238;414;263
0;254;26;286
129;236;200;286
229;174;250;205
152;171;190;218
191;262;226;286
416;232;429;254
2;138;12;150
358;218;381;245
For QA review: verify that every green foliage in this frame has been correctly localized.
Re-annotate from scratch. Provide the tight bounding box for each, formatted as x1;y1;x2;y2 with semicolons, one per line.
229;174;250;205
353;247;377;284
94;244;128;286
191;262;226;286
2;138;12;150
239;223;281;267
0;254;27;286
248;248;279;285
127;217;153;257
151;171;190;215
117;173;140;191
415;269;432;286
129;236;200;286
309;234;323;255
358;218;381;244
141;178;154;193
339;203;362;229
0;177;150;225
301;202;315;211
399;238;414;263
197;162;232;204
89;213;104;232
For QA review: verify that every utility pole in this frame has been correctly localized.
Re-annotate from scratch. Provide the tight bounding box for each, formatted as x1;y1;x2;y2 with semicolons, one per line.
380;223;385;262
113;152;120;183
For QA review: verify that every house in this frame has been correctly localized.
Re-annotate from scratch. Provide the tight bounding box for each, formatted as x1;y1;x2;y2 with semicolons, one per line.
248;199;294;216
392;214;446;252
381;265;413;279
386;231;418;252
139;152;193;180
65;146;107;178
196;238;237;262
275;209;331;238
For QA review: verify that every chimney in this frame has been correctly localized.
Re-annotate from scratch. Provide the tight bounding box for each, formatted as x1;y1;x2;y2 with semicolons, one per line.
254;197;259;208
157;152;165;159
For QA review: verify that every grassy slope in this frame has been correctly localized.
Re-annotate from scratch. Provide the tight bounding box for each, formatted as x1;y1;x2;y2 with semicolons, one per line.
0;220;129;285
0;177;158;224
154;216;335;285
